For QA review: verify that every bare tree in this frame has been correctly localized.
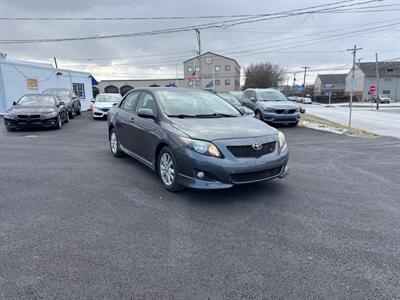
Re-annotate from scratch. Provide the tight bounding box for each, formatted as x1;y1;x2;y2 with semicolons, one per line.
244;63;286;89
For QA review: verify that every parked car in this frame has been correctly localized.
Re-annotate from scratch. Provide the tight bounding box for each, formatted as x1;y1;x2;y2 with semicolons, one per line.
92;93;122;119
4;94;69;131
107;88;289;191
43;88;81;118
378;95;391;104
287;96;298;102
301;97;312;104
217;92;255;116
242;88;301;126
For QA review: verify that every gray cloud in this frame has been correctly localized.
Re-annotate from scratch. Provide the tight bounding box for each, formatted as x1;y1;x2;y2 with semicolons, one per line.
0;0;398;83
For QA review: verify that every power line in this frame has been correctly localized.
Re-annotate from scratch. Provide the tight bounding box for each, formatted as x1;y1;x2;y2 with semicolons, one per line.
0;0;382;44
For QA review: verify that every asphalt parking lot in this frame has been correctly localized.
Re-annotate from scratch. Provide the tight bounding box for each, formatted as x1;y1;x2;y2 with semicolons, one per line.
1;113;399;299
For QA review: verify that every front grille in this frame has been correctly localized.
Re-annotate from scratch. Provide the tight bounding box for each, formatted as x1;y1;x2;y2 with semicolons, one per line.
17;114;41;120
275;109;296;114
227;141;276;158
100;108;109;112
231;167;282;183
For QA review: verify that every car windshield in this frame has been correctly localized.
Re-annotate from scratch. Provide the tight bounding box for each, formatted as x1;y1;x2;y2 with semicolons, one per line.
157;90;241;118
44;90;71;99
257;90;287;101
96;94;122;102
217;93;241;107
17;95;55;106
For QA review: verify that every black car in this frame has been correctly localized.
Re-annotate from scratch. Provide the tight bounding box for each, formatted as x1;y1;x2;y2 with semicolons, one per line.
217;92;255;116
4;94;69;131
43;88;81;118
108;88;288;192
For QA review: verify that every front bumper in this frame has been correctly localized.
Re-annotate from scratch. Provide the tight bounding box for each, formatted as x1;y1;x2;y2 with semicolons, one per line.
93;107;110;118
262;111;300;123
4;117;58;129
174;141;289;190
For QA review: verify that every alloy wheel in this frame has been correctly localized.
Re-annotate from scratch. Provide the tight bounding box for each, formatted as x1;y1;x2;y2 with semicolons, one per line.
159;152;175;186
110;131;118;154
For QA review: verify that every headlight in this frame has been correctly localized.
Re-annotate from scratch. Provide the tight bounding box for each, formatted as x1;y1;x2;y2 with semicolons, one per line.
43;112;58;119
277;131;287;154
4;113;16;119
264;108;275;112
179;137;222;158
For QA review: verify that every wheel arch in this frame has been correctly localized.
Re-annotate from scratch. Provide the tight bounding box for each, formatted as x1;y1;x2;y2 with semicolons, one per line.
154;141;169;171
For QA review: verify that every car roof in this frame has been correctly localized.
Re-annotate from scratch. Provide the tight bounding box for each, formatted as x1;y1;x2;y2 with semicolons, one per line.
44;88;72;91
22;93;54;97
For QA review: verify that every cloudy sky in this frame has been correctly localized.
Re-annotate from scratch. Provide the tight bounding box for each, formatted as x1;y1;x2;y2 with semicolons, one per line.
0;0;399;84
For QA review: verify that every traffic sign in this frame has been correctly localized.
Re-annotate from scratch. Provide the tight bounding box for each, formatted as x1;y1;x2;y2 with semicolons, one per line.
369;84;376;93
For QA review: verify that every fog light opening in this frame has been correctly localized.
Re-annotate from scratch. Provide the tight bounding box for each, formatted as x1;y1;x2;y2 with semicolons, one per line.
197;171;205;180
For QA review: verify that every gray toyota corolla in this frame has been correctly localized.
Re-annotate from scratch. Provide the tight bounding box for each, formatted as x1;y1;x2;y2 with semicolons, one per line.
107;88;289;191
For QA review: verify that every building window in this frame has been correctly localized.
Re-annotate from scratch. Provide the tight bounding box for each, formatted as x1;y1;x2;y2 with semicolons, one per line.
215;65;220;72
188;81;193;86
225;79;231;85
73;83;85;98
384;77;391;82
195;66;200;72
187;66;193;72
382;90;390;94
215;80;220;86
225;65;231;71
195;80;200;86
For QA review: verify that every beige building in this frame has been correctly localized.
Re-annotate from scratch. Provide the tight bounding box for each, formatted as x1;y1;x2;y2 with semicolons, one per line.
183;52;241;92
98;78;185;96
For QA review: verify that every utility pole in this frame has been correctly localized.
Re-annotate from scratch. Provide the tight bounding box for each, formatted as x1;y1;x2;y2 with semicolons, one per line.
195;29;201;89
54;57;59;69
375;52;380;110
346;44;363;128
292;73;296;96
301;66;309;96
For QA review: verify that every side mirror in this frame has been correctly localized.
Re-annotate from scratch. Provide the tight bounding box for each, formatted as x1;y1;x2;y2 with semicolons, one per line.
138;108;155;119
12;101;17;106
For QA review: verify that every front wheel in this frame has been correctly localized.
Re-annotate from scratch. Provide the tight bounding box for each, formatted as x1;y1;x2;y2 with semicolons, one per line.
255;111;263;120
109;128;123;157
158;147;183;192
55;115;62;129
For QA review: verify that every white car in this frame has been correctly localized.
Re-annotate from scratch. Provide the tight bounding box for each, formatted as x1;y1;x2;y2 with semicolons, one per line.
92;93;122;119
302;97;312;104
378;95;391;104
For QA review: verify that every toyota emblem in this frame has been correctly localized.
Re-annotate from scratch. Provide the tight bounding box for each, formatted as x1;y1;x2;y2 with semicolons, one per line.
252;142;262;151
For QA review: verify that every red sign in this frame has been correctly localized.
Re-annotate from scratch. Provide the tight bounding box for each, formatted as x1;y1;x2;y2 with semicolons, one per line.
369;85;376;93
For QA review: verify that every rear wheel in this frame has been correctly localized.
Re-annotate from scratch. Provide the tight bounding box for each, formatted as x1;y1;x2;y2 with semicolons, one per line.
109;128;123;157
158;147;183;192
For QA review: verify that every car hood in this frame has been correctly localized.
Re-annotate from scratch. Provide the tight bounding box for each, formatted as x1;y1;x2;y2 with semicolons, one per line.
258;100;299;110
94;102;116;109
7;106;56;114
170;116;278;141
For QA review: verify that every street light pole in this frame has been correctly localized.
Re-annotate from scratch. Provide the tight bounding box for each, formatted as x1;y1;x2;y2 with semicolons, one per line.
301;66;309;96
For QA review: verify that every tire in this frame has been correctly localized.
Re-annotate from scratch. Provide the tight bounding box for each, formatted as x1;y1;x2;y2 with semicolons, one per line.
109;128;123;157
69;107;75;119
55;115;62;129
65;111;69;123
255;111;263;121
76;105;81;115
289;121;299;127
158;147;183;192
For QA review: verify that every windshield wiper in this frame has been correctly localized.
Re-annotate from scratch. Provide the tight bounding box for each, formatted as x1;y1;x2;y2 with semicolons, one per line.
194;113;237;118
169;114;196;118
